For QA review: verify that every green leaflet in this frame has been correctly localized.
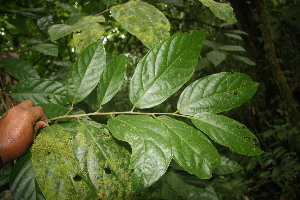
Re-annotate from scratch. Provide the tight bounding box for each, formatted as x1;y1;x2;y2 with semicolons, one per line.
157;172;218;200
206;50;226;66
11;78;69;106
192;113;264;156
107;115;172;192
56;3;79;13
232;55;256;66
9;152;45;200
66;41;106;104
218;45;246;52
130;31;205;109
3;58;40;81
111;1;170;49
39;103;69;118
31;44;58;56
213;156;243;175
102;0;117;7
37;16;54;33
97;54;126;107
48;15;105;52
48;24;74;41
224;33;243;40
177;72;258;115
198;0;237;24
157;116;221;179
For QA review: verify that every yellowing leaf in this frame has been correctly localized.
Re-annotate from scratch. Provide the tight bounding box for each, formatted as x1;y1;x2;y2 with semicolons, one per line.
111;1;170;48
73;16;105;53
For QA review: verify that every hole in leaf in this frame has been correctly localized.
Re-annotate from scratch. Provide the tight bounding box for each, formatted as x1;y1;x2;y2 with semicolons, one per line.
46;95;51;99
104;167;111;174
233;91;238;96
47;152;51;155
73;174;82;181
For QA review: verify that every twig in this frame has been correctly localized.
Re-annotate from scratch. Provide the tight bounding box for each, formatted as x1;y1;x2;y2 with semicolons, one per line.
246;179;274;194
46;111;191;122
96;9;110;16
18;38;51;54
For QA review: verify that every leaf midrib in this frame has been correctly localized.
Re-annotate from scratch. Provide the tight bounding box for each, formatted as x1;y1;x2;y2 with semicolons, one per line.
158;117;212;169
177;83;256;114
192;114;257;148
133;35;192;107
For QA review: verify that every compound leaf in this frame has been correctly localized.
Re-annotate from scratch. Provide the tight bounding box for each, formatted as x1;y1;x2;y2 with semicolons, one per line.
198;0;237;24
192;113;263;156
107;115;172;192
111;1;170;49
157;116;221;179
130;31;205;109
11;78;69;106
97;54;126;107
177;72;258;115
66;41;106;104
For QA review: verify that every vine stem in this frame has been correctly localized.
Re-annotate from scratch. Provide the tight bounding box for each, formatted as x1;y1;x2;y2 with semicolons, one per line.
46;111;191;122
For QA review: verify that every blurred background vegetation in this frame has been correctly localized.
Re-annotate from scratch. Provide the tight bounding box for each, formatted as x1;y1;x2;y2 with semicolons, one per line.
0;0;300;199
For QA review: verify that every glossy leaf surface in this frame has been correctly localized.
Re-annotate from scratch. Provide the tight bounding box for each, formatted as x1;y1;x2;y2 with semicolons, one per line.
11;78;69;106
9;153;45;200
66;41;106;104
177;72;258;115
157;116;221;179
97;54;126;107
198;0;237;24
130;31;205;109
192;113;263;156
107;115;172;192
3;58;40;81
111;1;170;49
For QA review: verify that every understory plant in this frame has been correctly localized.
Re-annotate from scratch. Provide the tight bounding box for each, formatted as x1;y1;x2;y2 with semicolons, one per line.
1;1;263;199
